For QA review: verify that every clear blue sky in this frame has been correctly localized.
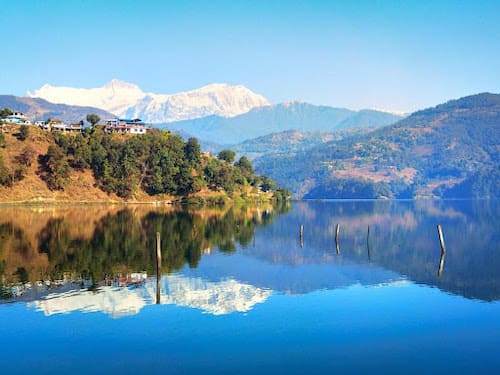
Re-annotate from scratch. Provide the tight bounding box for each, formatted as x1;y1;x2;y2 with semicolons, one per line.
1;0;499;112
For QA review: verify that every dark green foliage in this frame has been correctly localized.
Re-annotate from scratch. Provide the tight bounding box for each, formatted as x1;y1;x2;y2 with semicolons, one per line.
235;156;253;174
204;158;235;193
86;113;101;126
272;188;292;201
18;125;30;141
217;149;236;164
0;133;5;148
40;145;71;190
0;151;25;187
71;133;92;169
0;153;10;186
184;137;201;168
0;108;12;118
260;175;276;192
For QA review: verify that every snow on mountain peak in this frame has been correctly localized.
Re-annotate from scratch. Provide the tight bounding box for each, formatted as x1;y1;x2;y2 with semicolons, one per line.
27;80;270;123
104;79;142;91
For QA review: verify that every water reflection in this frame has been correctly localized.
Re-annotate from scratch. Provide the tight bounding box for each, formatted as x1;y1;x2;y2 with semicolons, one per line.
0;200;499;317
28;274;271;317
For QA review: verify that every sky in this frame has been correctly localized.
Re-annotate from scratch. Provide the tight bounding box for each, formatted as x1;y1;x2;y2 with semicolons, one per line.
1;0;499;112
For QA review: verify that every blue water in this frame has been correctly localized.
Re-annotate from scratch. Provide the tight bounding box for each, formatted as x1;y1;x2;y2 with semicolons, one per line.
0;200;498;374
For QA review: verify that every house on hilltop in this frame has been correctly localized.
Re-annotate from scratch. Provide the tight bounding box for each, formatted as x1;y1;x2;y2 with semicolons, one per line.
104;118;148;134
1;112;31;125
41;119;83;132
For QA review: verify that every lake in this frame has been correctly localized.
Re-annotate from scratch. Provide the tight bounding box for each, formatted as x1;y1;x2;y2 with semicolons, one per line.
0;200;499;374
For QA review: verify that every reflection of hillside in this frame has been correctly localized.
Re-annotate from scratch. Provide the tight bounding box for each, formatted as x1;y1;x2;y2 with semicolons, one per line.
0;206;129;248
28;274;271;318
0;205;276;285
246;200;500;301
1;201;497;303
184;253;405;295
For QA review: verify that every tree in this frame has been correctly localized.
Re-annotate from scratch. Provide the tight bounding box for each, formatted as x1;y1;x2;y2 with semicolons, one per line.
184;137;201;168
42;145;71;190
15;145;37;167
217;149;236;164
0;108;12;118
86;114;101;127
260;175;276;192
18;125;30;141
235;156;253;174
0;153;10;186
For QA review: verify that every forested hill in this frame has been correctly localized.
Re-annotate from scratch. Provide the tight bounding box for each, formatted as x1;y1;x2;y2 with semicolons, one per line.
256;93;500;199
0;124;286;203
228;127;379;161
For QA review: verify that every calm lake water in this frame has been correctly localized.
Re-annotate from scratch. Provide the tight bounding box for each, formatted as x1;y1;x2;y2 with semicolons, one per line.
0;200;499;374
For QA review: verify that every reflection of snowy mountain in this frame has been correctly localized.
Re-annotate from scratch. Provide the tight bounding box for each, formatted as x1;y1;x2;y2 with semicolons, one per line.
160;275;271;315
28;275;271;318
29;287;146;318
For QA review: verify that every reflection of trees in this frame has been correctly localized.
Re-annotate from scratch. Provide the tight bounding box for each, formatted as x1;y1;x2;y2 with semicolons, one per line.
0;206;276;285
0;222;44;285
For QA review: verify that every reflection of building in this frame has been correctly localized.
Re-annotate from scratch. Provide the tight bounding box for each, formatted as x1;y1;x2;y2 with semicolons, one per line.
117;272;148;287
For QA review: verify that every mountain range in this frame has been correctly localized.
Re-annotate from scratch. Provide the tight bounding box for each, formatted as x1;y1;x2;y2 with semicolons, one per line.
226;128;379;160
255;93;500;199
0;95;114;123
22;80;404;144
162;102;403;144
27;79;269;123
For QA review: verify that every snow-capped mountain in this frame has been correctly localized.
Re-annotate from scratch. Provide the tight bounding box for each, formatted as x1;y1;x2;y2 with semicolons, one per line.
27;79;270;123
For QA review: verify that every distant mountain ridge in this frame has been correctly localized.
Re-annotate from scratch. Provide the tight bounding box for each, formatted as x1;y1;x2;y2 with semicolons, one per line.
255;92;500;199
0;95;114;123
27;79;270;123
227;128;379;160
162;101;403;144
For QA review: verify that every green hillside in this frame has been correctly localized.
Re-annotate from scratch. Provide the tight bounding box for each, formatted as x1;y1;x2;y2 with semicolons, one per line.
228;127;379;160
256;93;500;199
0;124;286;203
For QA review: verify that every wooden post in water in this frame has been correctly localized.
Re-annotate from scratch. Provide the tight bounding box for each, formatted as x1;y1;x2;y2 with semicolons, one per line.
437;225;446;277
367;226;371;261
437;225;446;254
300;224;304;248
156;231;161;304
335;224;340;254
437;251;446;277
